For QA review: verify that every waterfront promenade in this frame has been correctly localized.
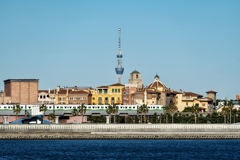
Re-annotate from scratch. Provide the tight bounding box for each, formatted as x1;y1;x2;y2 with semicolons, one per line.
1;124;240;139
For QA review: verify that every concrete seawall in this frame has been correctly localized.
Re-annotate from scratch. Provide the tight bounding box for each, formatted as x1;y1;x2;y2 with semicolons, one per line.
1;124;240;140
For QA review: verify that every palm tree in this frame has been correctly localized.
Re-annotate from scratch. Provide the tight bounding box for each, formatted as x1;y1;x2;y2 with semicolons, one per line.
72;107;79;123
164;103;176;124
228;100;233;124
138;104;149;123
106;104;113;123
221;106;228;124
192;104;199;124
48;113;56;123
112;104;119;124
78;103;87;124
13;104;21;124
39;104;47;124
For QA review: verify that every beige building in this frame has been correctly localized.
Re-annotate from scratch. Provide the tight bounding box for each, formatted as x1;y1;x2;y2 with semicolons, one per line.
176;91;216;112
3;79;39;104
128;70;143;89
54;86;91;104
38;90;55;104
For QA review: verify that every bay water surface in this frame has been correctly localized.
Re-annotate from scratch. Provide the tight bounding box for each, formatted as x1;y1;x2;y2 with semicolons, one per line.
0;140;240;160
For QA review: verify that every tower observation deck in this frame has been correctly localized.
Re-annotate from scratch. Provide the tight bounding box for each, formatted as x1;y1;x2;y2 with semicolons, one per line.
115;28;124;83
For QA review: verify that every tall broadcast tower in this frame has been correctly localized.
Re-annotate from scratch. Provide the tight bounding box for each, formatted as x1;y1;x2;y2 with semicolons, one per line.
115;28;124;84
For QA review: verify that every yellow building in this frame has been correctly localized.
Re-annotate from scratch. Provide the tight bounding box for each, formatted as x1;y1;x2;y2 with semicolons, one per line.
92;83;125;105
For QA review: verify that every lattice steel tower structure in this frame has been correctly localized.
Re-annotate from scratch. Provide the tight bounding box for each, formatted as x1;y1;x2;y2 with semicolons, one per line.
115;28;124;84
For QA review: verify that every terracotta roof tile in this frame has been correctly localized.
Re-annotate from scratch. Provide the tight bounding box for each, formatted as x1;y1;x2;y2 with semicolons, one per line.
69;90;88;94
184;92;203;97
109;83;124;86
206;90;217;93
97;86;108;89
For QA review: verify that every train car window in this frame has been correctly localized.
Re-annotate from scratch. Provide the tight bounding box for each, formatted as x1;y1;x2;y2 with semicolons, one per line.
8;107;10;108
129;107;131;109
61;107;63;109
57;107;59;109
133;107;135;109
70;107;72;109
49;107;52;109
105;107;107;109
101;107;103;108
29;107;31;109
120;107;122;109
148;107;150;108
65;107;66;109
4;106;6;108
157;107;159;108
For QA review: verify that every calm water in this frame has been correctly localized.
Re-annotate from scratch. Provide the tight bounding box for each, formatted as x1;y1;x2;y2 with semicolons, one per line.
0;140;240;160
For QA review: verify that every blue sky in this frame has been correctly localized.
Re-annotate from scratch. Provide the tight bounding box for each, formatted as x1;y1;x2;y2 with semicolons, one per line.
0;0;239;99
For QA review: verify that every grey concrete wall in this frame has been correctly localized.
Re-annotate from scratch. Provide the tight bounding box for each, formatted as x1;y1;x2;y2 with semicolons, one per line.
1;124;240;139
1;124;240;132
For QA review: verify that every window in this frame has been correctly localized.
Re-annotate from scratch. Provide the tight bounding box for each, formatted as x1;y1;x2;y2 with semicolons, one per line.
104;89;108;94
93;97;95;100
112;89;114;93
186;102;188;106
118;89;120;93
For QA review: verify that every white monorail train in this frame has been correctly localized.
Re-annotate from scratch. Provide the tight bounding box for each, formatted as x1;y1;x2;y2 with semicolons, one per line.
0;104;164;116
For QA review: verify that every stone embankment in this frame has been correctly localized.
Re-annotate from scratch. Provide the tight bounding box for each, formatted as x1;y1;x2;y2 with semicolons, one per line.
1;124;240;140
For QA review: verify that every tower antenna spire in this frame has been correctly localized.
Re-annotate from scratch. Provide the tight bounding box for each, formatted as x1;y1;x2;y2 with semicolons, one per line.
115;28;124;83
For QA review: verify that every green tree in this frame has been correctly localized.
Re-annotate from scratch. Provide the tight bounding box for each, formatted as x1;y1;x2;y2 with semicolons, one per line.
228;100;234;124
151;112;158;123
221;106;229;124
39;104;47;124
78;103;87;124
192;104;200;124
138;104;149;123
72;107;79;123
165;102;178;123
106;104;114;123
112;104;119;124
48;113;56;123
126;116;133;123
13;104;21;124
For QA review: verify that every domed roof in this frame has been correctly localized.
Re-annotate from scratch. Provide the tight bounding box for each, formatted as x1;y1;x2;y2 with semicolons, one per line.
154;74;160;80
131;70;140;74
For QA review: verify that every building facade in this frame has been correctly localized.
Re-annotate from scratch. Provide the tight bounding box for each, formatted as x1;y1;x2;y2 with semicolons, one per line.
92;83;125;105
4;79;39;104
128;70;143;89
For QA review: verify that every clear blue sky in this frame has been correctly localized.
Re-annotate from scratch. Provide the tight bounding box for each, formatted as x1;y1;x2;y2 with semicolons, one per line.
0;0;239;100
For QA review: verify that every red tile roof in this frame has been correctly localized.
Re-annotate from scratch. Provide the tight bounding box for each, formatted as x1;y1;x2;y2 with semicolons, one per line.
109;83;124;86
206;90;217;93
184;92;203;97
69;90;88;94
148;81;166;88
97;86;108;89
